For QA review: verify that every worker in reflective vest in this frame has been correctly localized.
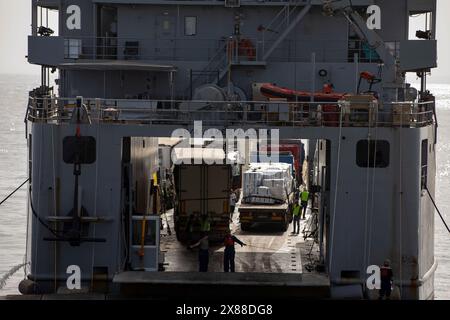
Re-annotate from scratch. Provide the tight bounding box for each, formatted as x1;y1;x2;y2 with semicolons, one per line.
379;259;394;300
300;188;309;219
223;231;246;272
186;212;200;244
200;213;211;232
190;232;210;272
292;202;301;234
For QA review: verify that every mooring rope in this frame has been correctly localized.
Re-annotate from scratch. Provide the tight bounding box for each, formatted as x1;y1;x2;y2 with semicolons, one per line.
426;187;450;234
0;263;28;290
0;179;29;206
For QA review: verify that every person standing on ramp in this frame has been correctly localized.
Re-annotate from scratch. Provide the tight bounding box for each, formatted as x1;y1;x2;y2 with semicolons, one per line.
223;231;246;272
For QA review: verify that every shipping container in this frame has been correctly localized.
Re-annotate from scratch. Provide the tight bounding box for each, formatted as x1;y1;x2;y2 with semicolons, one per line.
173;153;232;242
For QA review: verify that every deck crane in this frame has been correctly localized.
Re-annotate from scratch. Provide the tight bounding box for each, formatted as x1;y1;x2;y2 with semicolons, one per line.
323;1;402;100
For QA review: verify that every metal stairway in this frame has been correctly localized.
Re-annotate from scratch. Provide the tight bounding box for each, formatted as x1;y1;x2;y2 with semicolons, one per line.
186;41;229;96
187;1;312;95
262;1;312;61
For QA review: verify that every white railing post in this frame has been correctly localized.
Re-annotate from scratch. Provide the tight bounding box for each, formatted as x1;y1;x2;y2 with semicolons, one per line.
95;98;101;122
51;96;56;119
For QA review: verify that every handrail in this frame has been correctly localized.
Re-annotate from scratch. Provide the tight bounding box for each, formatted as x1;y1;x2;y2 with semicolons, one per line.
26;96;435;129
61;35;384;64
27;96;435;106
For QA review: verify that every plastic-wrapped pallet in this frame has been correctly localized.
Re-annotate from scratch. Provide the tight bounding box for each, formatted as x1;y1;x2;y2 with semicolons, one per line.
243;162;293;204
262;169;283;180
243;171;263;200
263;179;287;201
256;186;273;204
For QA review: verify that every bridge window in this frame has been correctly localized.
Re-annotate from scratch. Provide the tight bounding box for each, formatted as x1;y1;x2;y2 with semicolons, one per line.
184;16;197;36
356;140;390;168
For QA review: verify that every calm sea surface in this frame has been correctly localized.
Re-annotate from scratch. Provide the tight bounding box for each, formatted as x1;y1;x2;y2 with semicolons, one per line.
0;74;449;299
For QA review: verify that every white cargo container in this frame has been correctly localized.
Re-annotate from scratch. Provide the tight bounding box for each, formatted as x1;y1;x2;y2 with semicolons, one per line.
173;150;232;242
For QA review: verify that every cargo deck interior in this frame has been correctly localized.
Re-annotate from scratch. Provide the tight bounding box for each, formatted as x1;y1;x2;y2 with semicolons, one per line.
113;205;330;299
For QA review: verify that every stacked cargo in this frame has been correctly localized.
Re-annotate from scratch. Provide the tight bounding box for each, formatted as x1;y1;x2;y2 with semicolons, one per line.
243;163;293;204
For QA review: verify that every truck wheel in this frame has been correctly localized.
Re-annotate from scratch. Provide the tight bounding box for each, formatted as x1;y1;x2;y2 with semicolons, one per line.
281;217;289;232
241;223;251;231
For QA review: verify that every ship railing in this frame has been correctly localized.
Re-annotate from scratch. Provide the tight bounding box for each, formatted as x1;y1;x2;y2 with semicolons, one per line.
63;36;382;64
27;97;435;129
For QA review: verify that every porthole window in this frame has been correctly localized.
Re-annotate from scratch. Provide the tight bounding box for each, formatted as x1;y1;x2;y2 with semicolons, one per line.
356;140;390;168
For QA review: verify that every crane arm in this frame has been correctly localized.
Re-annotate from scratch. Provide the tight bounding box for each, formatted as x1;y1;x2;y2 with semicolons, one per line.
323;1;398;83
342;9;396;69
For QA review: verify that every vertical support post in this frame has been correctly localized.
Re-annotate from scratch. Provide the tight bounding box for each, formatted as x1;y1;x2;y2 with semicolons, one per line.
43;97;49;120
189;69;193;100
41;66;45;87
169;71;175;109
95;98;101;122
262;31;265;58
93;3;97;59
310;53;316;103
31;98;37;120
51;96;56;118
354;53;359;93
76;96;83;126
32;0;38;36
244;137;250;174
103;72;106;99
431;5;437;40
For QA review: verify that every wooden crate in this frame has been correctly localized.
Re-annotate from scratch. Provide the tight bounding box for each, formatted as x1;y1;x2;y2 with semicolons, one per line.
393;104;413;126
342;95;377;127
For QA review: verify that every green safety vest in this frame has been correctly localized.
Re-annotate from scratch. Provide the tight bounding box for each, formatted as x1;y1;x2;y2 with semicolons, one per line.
201;217;211;232
292;205;301;216
300;191;309;202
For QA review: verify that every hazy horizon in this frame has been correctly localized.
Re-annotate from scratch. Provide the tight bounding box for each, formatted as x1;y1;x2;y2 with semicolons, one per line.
0;1;449;84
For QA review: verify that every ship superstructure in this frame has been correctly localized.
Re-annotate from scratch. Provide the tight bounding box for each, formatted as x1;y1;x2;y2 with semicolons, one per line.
23;0;438;299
